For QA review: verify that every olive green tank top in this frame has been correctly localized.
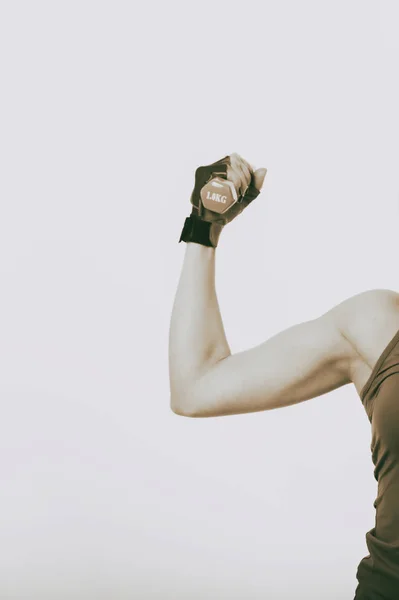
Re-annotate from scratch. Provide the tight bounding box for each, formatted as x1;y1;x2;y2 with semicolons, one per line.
356;327;399;598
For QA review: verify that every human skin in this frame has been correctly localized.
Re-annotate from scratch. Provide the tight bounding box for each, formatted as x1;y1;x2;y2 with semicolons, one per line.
168;154;399;418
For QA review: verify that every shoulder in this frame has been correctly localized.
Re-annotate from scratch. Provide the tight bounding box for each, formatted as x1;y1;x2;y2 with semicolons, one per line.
328;288;399;332
326;288;399;392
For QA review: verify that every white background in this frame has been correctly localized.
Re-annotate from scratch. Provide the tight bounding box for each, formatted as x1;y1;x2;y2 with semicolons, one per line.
0;1;398;598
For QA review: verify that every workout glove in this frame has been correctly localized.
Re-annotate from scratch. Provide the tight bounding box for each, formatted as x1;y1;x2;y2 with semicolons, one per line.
179;155;265;248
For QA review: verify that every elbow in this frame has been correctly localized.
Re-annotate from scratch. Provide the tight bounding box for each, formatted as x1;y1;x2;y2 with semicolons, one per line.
170;391;200;418
171;405;198;418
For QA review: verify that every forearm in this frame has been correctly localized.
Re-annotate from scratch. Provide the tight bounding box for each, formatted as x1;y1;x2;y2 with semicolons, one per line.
168;242;231;412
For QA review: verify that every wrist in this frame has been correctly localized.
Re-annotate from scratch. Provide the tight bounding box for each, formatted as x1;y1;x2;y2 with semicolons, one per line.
179;214;223;248
186;242;216;255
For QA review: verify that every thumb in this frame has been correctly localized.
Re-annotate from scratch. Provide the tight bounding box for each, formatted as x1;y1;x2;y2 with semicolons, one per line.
252;167;267;191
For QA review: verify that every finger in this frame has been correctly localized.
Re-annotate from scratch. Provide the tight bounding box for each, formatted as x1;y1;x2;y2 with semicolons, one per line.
236;158;252;191
230;153;251;196
252;167;267;191
235;164;249;197
226;164;243;196
231;152;253;174
239;156;254;177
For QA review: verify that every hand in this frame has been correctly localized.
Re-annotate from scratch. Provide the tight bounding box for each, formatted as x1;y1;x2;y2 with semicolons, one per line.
226;152;267;200
179;152;267;248
190;153;267;227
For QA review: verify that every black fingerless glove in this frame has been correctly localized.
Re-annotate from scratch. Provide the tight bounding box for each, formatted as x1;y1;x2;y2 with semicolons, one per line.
179;155;260;248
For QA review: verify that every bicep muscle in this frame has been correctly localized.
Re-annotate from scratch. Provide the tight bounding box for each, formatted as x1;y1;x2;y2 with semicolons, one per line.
188;312;353;418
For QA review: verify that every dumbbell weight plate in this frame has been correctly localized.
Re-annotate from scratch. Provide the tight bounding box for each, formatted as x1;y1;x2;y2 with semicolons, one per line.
200;177;239;214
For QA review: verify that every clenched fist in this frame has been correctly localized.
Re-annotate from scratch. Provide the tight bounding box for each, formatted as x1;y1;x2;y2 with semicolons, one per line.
179;153;267;248
225;152;267;200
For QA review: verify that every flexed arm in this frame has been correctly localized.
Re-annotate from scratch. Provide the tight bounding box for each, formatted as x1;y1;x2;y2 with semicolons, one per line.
168;153;354;418
169;153;266;413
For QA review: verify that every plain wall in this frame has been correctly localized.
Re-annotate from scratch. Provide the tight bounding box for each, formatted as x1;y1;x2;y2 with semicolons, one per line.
0;1;398;598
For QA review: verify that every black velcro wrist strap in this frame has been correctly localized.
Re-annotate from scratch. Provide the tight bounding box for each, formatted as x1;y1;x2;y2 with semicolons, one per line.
179;215;219;248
